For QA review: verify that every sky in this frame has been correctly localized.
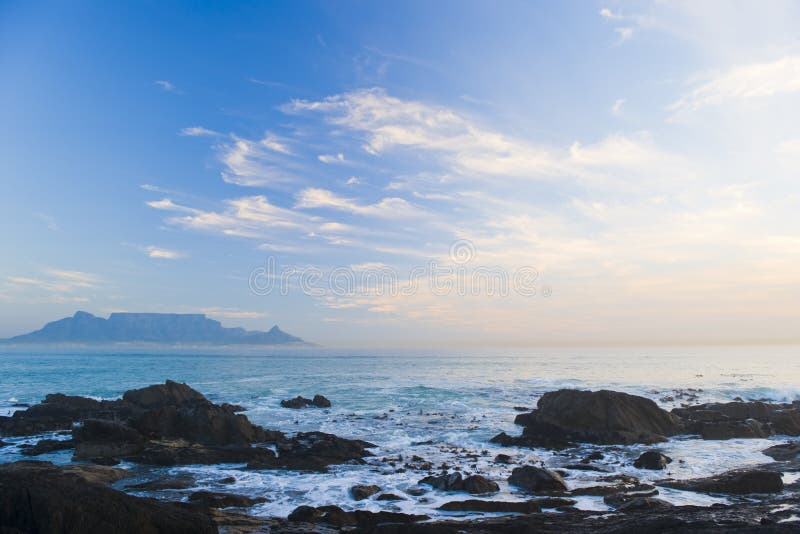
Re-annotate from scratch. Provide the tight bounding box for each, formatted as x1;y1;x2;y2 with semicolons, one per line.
1;0;800;347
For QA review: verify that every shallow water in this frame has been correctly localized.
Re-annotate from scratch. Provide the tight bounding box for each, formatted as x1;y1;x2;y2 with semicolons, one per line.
1;344;798;519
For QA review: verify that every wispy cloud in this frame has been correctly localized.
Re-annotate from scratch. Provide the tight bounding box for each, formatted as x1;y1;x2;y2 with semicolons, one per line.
180;126;220;137
145;246;184;259
318;153;346;164
669;56;800;114
295;188;420;218
154;80;181;94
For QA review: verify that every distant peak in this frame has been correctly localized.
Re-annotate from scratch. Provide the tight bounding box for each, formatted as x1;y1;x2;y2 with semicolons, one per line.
73;311;96;319
268;325;282;333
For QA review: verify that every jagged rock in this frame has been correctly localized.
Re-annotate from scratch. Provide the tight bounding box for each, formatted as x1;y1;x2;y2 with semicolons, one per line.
134;440;277;466
634;450;673;470
273;431;375;472
188;490;268;508
508;466;568;493
312;395;332;408
534;497;578;508
438;499;542;513
674;401;800;440
763;442;800;461
661;469;784;495
125;474;197;491
0;393;128;436
351;484;382;500
280;395;332;409
503;389;683;447
405;486;428;496
288;505;323;522
73;419;146;461
19;438;74;456
604;488;660;508
0;461;214;534
419;472;499;494
494;453;512;464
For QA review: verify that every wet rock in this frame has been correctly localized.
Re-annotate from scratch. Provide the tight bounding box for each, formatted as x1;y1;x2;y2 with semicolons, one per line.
582;451;604;463
438;499;542;513
617;496;673;512
604;488;660;508
0;439;7;447
288;505;323;522
405;486;428;496
312;394;332;408
317;506;428;528
493;453;512;464
188;490;268;508
508;466;568;493
218;476;236;484
138;440;277;466
562;463;608;472
274;431;375;472
674;401;800;440
661;469;784;495
0;461;214;534
280;394;332;408
634;450;673;470
503;389;683;447
419;473;499;494
534;497;577;508
351;484;382;500
19;438;74;456
377;493;406;501
220;403;246;413
763;442;800;461
125;474;197;491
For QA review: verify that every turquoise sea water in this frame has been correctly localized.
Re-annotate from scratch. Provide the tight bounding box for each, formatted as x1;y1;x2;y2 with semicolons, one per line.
1;344;799;518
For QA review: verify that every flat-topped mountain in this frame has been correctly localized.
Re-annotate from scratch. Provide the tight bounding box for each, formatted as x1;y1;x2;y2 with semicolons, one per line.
1;311;305;345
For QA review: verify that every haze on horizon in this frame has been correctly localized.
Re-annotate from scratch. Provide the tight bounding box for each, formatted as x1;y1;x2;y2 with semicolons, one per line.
2;1;800;347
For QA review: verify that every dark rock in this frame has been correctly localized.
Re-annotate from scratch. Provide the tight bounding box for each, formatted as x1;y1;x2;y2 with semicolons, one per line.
218;476;236;484
312;395;332;408
273;431;374;471
534;497;578;508
125;474;197;491
288;505;323;522
763;442;800;461
220;403;246;413
661;469;784;494
438;499;541;513
0;461;215;534
508;466;568;493
318;506;428;528
562;463;608;472
377;493;406;501
73;419;146;460
461;474;500;494
604;488;660;508
281;396;312;409
634;450;673;470
19;438;74;456
674;401;800;440
188;490;268;508
405;486;428;496
137;440;277;466
582;451;604;462
504;389;683;447
617;496;673;512
0;393;128;436
494;453;512;464
351;484;382;500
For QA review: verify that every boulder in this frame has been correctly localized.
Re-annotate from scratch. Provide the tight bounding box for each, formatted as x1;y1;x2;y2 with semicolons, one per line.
188;490;268;508
377;493;406;501
0;393;128;436
504;389;683;447
494;453;512;464
288;505;323;522
616;497;673;512
312;395;332;408
762;442;800;461
315;507;428;528
351;484;382;500
272;431;374;472
0;461;215;534
418;472;498;494
281;396;312;409
661;469;784;495
461;475;500;494
508;466;568;493
674;401;800;440
633;450;672;470
73;419;146;461
19;438;74;456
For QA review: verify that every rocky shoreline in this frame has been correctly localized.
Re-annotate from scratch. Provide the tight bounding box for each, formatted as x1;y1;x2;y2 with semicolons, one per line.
2;381;800;532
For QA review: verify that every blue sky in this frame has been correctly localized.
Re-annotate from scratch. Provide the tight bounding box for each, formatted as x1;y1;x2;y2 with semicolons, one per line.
2;1;800;346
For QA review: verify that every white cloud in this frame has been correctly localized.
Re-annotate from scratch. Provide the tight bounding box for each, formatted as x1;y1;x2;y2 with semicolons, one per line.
180;126;220;137
295;188;420;218
345;176;361;185
670;56;800;113
611;98;625;115
318;153;345;164
146;198;201;214
154;80;181;93
200;307;267;320
145;246;184;259
217;133;296;187
615;27;634;42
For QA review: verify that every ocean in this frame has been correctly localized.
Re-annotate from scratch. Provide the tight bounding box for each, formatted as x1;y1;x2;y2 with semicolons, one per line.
2;344;799;519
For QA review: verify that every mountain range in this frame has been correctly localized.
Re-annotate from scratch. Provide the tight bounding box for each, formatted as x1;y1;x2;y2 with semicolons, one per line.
1;311;305;345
